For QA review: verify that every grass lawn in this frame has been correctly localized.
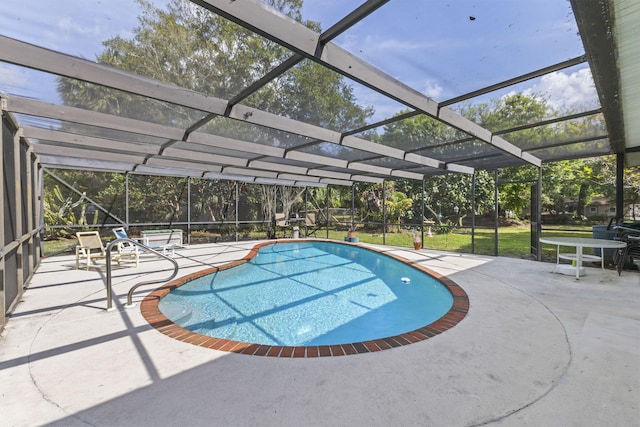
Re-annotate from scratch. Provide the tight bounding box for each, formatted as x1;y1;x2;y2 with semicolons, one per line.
325;225;598;261
43;238;77;257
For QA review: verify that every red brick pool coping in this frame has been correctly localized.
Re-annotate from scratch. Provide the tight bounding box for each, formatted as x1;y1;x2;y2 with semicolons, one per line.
140;240;469;357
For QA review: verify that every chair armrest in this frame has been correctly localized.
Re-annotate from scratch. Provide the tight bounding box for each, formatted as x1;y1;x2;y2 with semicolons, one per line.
76;245;90;255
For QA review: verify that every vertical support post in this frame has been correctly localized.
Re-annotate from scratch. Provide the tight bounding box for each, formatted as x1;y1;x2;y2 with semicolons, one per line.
271;185;277;239
125;172;129;229
421;179;425;246
38;161;44;259
187;177;191;245
471;172;476;254
25;147;34;277
304;187;308;237
14;128;23;290
536;167;543;260
494;169;499;256
616;153;624;223
0;109;5;327
382;180;386;245
235;181;239;242
34;157;41;263
326;186;330;239
351;185;355;232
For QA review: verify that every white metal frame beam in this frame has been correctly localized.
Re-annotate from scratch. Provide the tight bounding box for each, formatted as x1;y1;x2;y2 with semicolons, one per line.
4;95;441;183
0;38;456;177
190;0;540;167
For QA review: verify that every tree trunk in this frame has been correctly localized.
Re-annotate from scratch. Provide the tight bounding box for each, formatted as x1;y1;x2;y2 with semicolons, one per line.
577;183;588;217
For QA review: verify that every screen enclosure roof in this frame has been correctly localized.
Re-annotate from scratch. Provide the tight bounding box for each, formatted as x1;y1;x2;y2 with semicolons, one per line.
0;0;637;187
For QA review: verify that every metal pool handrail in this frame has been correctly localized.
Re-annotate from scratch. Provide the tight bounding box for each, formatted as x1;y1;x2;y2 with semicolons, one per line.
105;238;179;311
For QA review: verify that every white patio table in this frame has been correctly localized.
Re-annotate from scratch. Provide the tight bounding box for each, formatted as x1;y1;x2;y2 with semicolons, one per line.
539;236;627;280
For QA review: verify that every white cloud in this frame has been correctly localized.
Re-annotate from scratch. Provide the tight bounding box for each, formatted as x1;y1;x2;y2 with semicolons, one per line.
0;64;28;92
373;37;430;54
423;81;443;100
57;16;105;38
358;91;406;122
0;64;62;103
50;15;124;59
522;68;599;111
343;34;444;59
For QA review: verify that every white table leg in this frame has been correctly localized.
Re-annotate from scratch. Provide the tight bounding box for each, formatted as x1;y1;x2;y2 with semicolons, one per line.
576;246;582;280
553;244;560;273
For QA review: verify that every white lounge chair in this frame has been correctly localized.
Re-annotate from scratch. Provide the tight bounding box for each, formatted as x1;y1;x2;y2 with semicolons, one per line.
112;227;142;264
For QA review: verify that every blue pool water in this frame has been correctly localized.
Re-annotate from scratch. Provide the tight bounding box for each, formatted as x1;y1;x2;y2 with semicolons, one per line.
159;241;453;346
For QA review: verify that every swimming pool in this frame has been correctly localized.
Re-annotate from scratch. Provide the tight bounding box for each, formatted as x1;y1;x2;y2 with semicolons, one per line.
142;240;469;357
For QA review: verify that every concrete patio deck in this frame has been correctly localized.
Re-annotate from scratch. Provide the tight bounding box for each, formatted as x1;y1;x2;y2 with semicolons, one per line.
1;241;638;426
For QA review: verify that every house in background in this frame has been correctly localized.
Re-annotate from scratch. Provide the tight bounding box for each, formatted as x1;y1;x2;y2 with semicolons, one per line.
585;198;640;221
584;197;617;219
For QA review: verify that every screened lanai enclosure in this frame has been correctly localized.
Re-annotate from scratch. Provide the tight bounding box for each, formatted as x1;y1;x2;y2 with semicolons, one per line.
2;0;640;326
41;166;481;247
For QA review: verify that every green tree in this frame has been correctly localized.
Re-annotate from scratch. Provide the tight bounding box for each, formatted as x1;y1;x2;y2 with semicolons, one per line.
54;0;373;225
43;170;126;235
460;94;612;220
385;189;413;231
190;179;237;223
467;93;553;133
58;0;372;131
588;156;640;219
380;111;464;152
542;158;602;217
423;174;479;226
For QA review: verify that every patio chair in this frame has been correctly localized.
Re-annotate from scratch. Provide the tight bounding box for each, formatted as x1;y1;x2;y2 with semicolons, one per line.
275;213;288;238
75;231;133;270
614;230;640;275
305;212;318;237
111;227;141;266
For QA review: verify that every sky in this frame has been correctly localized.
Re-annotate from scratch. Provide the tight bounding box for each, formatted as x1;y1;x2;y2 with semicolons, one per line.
301;0;598;119
0;0;599;123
